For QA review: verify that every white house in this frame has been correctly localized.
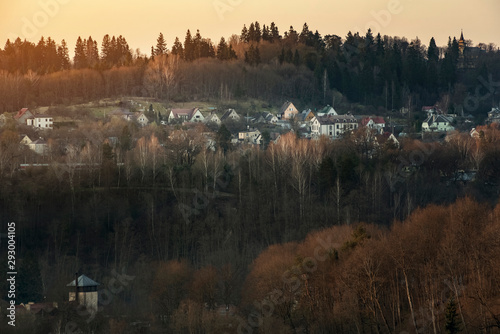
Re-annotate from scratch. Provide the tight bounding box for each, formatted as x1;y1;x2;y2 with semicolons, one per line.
168;108;204;123
316;105;338;117
203;112;221;125
238;128;262;145
27;114;53;129
136;113;149;127
311;115;358;139
421;115;454;132
360;116;385;134
221;109;241;122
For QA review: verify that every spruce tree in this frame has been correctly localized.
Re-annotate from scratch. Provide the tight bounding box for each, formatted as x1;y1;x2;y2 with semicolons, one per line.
445;298;461;334
155;32;167;55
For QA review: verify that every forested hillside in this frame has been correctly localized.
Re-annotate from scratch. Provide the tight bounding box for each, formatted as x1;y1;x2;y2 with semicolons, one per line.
1;22;499;115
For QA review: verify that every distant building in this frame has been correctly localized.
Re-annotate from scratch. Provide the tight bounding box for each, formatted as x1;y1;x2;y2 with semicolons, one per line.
28;138;49;155
136;113;149;127
27;114;53;129
360;116;385;134
221;109;241;122
422;114;455;132
14;108;34;124
67;274;100;314
168;108;204;123
203;112;221;125
238;128;262;145
457;30;485;69
311;114;358;139
316;105;338;117
487;107;500;124
278;101;299;120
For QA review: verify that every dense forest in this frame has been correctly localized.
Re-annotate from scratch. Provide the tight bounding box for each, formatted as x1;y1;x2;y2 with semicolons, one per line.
1;109;500;332
0;22;499;115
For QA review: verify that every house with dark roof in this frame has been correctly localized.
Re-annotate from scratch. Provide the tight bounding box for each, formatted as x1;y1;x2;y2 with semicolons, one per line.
316;105;338;117
311;114;358;139
14;108;33;124
278;101;299;120
67;274;100;314
422;115;455;132
220;109;240;122
168;108;204;123
203;112;221;125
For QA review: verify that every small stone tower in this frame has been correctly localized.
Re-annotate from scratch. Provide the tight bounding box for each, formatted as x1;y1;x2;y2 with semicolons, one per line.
67;273;100;313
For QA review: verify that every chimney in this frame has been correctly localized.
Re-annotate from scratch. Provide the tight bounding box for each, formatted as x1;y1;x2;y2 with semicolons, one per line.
75;272;79;303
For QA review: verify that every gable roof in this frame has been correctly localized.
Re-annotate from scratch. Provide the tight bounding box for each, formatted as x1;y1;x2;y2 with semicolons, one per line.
31;138;47;145
221;109;240;121
315;114;357;125
14;108;31;120
424;114;453;126
170;108;200;120
279;101;297;114
317;105;338;116
67;274;100;287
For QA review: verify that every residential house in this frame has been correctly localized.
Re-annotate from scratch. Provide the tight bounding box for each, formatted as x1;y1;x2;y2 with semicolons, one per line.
255;112;278;124
376;132;400;148
168;108;204;123
316;105;338;117
20;135;32;145
67;274;100;314
28;138;48;155
238;128;262;145
421;115;455;132
203;112;221;125
360;116;385;134
136;113;149;127
110;109;135;121
279;101;299;120
299;109;315;123
311;115;358;139
27;114;53;129
487;107;500;124
221;109;240;122
0;113;7;127
14;108;34;124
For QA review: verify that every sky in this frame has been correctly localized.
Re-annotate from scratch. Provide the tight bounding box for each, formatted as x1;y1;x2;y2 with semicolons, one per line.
1;0;499;57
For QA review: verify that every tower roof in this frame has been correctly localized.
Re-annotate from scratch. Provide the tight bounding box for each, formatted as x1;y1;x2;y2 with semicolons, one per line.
460;30;464;42
67;274;100;287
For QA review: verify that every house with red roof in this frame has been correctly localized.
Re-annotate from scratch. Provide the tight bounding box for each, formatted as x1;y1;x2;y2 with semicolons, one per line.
360;116;385;134
14;108;33;124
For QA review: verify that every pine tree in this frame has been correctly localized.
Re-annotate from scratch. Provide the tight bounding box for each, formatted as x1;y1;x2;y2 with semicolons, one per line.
293;49;300;66
270;22;280;42
254;21;261;42
171;37;184;58
445;298;461;334
248;23;256;42
217;37;228;60
240;24;249;43
101;34;111;64
57;39;70;70
184;30;194;61
73;36;87;69
155;32;167;55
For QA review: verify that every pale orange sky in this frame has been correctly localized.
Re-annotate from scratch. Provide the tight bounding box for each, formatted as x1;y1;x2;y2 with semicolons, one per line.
1;0;499;56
